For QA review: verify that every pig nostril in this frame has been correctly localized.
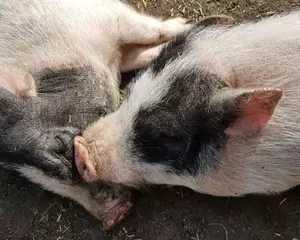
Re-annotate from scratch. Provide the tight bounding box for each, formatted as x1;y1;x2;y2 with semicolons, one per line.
82;163;87;171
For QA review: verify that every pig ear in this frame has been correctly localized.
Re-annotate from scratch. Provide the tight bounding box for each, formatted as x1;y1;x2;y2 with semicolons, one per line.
0;87;23;116
0;67;36;98
198;14;233;26
211;88;283;136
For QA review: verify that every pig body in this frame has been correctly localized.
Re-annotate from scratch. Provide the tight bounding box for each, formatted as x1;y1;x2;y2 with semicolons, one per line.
0;0;190;229
76;11;300;197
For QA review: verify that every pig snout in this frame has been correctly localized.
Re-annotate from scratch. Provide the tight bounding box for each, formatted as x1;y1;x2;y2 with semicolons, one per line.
74;135;116;183
74;136;99;183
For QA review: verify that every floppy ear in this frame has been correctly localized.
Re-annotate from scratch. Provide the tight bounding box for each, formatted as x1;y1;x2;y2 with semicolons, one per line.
0;67;36;98
0;87;24;128
210;87;283;136
198;14;233;26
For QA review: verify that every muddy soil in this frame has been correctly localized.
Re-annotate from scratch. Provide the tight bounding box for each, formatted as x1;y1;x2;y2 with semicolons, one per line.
1;0;300;240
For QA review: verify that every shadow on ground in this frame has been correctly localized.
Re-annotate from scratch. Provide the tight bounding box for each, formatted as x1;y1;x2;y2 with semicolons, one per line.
1;0;300;239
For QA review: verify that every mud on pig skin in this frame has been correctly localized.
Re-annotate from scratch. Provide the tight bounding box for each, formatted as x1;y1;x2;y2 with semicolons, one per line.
0;0;191;229
75;10;300;197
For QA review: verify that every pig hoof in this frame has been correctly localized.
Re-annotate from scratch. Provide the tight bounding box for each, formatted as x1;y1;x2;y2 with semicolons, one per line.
164;17;192;28
74;136;97;182
162;17;192;41
165;17;190;25
103;201;133;231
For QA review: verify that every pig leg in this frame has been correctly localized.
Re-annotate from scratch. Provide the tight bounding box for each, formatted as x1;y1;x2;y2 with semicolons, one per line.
120;43;167;73
119;14;233;72
120;16;190;45
118;4;232;45
114;1;191;45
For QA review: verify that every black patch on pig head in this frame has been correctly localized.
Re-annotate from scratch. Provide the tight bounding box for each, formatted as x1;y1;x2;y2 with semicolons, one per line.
131;69;232;176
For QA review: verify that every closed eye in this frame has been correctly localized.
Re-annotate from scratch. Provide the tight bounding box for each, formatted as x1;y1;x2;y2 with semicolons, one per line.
55;135;67;153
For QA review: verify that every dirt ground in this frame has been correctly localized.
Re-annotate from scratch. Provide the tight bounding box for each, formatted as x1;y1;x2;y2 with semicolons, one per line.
1;0;300;239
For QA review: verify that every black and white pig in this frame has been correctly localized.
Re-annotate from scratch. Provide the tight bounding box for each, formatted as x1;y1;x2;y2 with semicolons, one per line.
75;10;300;197
0;0;191;229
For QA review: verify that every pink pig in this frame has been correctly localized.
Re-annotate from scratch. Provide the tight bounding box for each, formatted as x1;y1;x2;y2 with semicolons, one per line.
75;11;300;197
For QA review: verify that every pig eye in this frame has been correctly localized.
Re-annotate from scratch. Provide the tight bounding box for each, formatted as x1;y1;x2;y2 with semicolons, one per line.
153;134;189;156
156;133;187;149
158;136;184;146
55;135;68;153
156;132;182;141
54;132;75;155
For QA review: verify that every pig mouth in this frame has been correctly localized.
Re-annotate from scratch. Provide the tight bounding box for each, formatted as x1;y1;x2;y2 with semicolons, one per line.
102;201;133;231
74;136;133;230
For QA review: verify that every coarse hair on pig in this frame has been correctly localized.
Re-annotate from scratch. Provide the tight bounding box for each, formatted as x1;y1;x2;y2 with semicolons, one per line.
75;10;300;197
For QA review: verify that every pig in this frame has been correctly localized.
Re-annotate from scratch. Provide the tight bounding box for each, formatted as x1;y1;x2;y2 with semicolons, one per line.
0;0;191;229
75;10;300;197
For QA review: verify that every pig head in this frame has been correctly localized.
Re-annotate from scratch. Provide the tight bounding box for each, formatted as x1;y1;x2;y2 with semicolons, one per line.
0;66;133;230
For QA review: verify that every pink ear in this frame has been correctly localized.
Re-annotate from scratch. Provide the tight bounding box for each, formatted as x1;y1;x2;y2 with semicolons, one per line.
0;67;36;97
225;88;283;136
74;136;98;183
199;14;233;26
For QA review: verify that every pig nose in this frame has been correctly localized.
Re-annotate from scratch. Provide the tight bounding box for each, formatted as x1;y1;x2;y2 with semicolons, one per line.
74;136;98;183
53;127;81;162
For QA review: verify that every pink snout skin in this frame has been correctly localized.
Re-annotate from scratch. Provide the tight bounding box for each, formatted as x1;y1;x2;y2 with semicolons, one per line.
74;136;98;183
